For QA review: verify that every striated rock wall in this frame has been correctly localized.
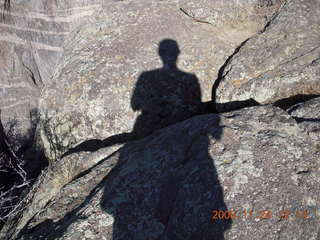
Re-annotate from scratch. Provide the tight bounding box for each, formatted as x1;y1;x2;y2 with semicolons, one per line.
0;0;100;146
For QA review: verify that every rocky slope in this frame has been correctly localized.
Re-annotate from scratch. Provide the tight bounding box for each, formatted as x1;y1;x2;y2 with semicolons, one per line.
2;105;320;240
0;0;101;231
0;0;100;147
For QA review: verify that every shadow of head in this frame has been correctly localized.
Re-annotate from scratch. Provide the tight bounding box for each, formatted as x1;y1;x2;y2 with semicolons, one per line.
158;39;180;69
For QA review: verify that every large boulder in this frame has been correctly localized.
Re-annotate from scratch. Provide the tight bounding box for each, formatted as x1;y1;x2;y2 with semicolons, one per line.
38;0;281;160
214;0;320;107
2;105;320;239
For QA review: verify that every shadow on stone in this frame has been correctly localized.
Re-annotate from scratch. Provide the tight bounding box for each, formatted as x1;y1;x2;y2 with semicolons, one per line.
100;39;232;239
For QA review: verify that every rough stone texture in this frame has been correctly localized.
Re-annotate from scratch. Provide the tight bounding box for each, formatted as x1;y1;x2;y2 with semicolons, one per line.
288;97;320;143
38;0;281;160
215;0;320;106
3;105;320;239
0;138;123;239
0;0;100;146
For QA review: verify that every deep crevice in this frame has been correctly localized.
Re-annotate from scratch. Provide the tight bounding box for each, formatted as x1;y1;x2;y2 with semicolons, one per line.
273;94;320;111
259;1;287;34
293;117;320;124
211;1;289;113
215;99;260;113
3;0;10;11
212;38;251;112
1;0;10;22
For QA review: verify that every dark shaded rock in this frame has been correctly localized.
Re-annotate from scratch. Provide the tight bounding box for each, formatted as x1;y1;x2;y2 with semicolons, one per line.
3;105;320;239
214;0;320;107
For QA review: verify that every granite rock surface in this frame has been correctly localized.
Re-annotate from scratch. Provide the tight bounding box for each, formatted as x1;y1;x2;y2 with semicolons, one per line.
214;0;320;107
38;0;281;160
2;105;320;239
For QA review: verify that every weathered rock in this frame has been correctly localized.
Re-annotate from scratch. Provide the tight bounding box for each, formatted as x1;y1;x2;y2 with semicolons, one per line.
0;140;122;239
214;0;320;107
38;0;280;160
288;97;320;143
3;105;320;239
0;0;100;147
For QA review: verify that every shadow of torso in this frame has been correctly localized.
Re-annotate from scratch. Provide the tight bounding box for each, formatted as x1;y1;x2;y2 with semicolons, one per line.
100;62;232;239
130;68;202;138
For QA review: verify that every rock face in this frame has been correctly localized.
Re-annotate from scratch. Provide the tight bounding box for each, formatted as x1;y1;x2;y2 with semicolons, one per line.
0;0;100;147
2;105;320;239
288;97;320;142
2;1;320;239
38;0;281;160
214;0;320;106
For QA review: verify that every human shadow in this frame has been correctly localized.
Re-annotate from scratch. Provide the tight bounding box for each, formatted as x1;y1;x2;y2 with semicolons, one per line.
61;39;205;157
129;39;202;138
100;39;232;239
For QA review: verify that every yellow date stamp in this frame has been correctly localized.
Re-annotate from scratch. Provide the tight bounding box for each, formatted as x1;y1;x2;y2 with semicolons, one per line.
211;209;312;221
